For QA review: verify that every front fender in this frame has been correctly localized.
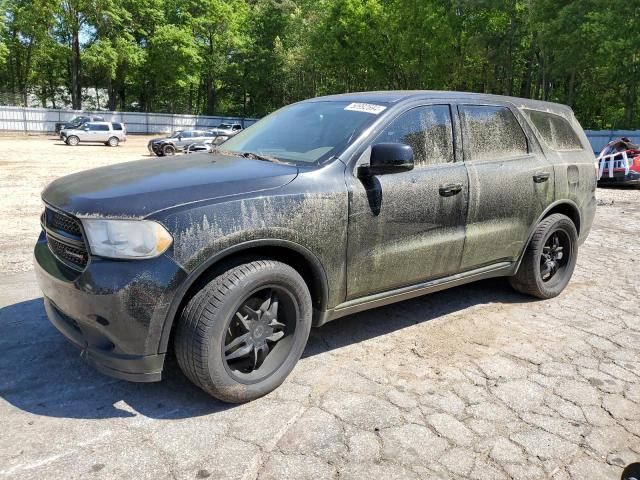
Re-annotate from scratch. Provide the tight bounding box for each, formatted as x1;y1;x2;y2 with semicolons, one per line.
156;237;330;353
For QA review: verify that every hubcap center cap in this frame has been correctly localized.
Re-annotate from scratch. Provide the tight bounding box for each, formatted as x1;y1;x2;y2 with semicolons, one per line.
253;324;265;338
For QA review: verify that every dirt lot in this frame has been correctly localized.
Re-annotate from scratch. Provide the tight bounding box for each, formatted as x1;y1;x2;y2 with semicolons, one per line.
0;133;158;274
0;135;639;479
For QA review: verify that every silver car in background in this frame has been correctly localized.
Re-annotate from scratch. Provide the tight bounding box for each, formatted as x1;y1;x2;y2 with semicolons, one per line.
60;122;127;147
209;122;243;136
148;130;213;156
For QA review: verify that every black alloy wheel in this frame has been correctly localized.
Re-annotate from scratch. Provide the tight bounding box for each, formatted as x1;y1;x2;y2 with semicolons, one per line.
223;287;297;383
540;230;571;282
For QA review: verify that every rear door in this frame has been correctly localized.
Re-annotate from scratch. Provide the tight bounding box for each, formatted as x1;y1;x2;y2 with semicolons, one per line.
94;123;111;142
457;103;555;270
346;104;469;299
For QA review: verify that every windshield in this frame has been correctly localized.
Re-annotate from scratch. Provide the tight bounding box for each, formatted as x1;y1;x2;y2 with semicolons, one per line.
69;116;86;124
219;101;387;164
218;123;232;129
171;131;184;138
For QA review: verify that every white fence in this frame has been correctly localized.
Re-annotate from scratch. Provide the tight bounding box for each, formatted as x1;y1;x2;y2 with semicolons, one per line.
0;106;258;134
1;107;637;149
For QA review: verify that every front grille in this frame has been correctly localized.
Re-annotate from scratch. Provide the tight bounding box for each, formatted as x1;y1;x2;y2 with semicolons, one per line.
49;210;83;237
47;234;89;269
43;207;89;270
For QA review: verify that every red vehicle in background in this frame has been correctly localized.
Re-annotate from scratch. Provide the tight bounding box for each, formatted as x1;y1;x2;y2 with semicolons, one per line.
597;137;640;186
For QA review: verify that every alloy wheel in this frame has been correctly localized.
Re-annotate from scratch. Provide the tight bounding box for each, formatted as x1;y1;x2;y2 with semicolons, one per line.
540;231;570;282
223;287;295;382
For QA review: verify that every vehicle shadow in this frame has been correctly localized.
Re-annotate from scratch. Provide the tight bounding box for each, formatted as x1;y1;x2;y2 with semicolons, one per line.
0;278;533;420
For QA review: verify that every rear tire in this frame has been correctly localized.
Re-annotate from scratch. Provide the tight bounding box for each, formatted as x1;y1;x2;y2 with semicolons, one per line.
162;144;176;156
509;213;578;299
66;135;79;146
175;259;312;403
107;136;119;147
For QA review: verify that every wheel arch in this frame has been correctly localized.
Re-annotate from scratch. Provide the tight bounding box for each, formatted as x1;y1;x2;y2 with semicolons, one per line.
514;199;581;271
158;239;329;353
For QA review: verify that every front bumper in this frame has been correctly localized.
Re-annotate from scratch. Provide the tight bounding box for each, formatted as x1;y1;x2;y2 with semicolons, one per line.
34;233;188;382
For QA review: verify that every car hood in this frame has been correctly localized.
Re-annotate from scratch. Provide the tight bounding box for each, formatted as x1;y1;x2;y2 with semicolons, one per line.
42;153;299;218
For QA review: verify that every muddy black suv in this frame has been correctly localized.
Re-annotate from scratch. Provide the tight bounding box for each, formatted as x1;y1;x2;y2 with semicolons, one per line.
35;91;597;403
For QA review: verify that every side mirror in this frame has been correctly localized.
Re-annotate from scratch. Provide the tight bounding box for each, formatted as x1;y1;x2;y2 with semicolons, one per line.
357;143;414;177
177;135;182;140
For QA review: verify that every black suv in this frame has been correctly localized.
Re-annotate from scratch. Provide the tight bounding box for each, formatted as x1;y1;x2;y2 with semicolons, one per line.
35;91;597;403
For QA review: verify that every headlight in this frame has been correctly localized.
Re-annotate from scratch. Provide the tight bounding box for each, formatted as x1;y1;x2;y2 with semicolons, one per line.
81;219;173;259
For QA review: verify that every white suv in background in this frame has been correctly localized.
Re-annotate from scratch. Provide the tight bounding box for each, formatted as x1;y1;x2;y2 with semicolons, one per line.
60;122;127;147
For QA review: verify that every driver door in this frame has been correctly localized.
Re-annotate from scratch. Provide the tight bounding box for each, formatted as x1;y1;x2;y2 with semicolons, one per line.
176;131;192;147
346;104;469;299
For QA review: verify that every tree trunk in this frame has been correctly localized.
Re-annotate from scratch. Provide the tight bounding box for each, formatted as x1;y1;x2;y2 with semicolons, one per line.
71;26;82;109
205;73;216;115
107;77;117;111
566;69;576;107
504;5;516;96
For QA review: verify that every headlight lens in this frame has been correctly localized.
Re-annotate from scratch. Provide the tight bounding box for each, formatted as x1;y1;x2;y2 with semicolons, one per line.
81;219;173;259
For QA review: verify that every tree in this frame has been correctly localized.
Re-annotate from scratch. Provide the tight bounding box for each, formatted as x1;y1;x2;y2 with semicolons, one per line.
0;0;637;128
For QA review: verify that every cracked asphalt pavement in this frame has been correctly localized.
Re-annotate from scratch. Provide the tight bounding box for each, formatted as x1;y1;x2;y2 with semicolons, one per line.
1;162;639;478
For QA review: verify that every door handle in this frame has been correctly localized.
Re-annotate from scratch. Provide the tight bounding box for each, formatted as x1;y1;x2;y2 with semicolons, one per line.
439;183;463;197
533;172;550;183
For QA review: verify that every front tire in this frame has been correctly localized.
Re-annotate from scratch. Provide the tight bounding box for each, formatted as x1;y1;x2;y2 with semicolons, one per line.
175;260;312;403
66;135;79;146
509;213;578;299
162;144;176;156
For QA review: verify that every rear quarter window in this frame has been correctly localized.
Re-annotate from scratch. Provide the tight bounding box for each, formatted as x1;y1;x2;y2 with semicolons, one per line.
523;109;584;151
460;105;528;162
112;123;123;131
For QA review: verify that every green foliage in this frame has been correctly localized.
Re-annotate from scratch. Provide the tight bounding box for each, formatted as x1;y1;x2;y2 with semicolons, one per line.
0;0;638;128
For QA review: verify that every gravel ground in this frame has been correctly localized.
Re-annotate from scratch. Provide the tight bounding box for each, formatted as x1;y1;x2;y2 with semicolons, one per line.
0;135;639;479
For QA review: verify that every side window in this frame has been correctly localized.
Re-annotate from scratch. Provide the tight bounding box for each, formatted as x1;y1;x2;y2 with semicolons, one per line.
97;124;110;131
112;123;123;131
522;109;583;151
87;123;98;131
460;105;528;162
375;105;454;167
181;131;193;138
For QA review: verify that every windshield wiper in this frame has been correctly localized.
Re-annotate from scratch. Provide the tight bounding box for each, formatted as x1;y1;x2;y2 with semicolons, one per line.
238;151;280;162
212;149;294;165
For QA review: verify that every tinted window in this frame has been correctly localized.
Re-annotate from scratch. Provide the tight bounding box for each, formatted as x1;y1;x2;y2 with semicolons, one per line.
88;123;109;131
112;123;123;131
180;131;193;138
523;109;583;151
375;105;454;167
460;105;528;162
